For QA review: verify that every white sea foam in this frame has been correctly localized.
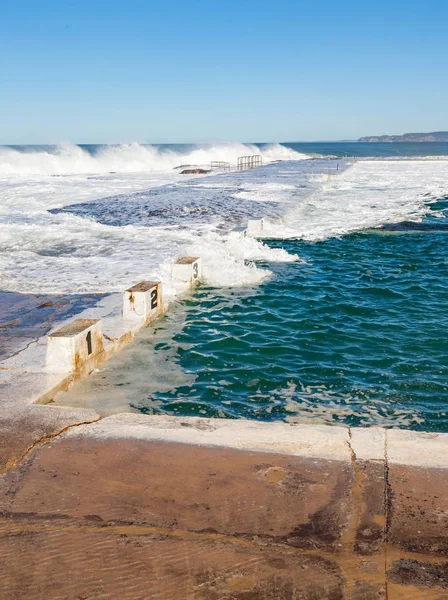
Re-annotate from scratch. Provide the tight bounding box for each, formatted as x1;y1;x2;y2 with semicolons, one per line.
278;381;424;428
0;144;309;295
264;160;448;240
0;151;447;297
0;142;307;176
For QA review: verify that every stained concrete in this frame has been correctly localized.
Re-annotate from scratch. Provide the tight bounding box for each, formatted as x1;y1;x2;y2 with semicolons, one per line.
0;413;447;599
0;290;106;360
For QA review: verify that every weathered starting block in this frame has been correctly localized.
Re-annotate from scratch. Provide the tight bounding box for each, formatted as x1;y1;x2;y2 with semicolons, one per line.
46;319;103;375
123;280;163;324
247;217;265;236
172;257;202;288
229;227;248;240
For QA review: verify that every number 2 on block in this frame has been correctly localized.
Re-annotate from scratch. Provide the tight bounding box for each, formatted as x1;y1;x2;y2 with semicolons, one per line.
150;288;158;310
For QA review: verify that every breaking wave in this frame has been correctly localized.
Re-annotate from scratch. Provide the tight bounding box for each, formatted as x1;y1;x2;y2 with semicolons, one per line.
0;142;309;176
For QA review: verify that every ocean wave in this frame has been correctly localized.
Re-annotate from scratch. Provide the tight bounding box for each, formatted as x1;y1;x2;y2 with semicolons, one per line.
0;142;309;176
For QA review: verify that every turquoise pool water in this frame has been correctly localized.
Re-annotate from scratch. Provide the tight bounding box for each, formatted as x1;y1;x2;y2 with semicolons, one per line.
142;230;447;430
58;196;448;431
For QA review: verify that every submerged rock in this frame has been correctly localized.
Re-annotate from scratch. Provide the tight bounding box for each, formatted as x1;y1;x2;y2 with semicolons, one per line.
378;221;448;232
180;168;211;175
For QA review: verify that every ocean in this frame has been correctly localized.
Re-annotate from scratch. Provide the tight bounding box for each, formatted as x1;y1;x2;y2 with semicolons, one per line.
1;142;447;430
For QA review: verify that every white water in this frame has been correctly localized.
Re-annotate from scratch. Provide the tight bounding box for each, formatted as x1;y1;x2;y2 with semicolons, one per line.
267;160;448;240
0;144;447;297
0;142;306;176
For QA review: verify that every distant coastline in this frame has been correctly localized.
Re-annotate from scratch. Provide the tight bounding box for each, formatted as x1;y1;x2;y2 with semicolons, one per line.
359;131;448;143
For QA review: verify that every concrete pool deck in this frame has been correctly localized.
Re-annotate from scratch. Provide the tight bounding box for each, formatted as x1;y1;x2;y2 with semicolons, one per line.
0;400;447;599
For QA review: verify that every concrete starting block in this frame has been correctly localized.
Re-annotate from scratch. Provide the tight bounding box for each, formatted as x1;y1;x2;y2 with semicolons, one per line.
123;281;163;324
46;319;103;374
172;257;202;288
229;227;248;240
247;217;265;236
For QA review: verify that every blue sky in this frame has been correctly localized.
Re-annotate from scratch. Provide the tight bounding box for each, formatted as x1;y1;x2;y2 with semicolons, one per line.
1;0;447;143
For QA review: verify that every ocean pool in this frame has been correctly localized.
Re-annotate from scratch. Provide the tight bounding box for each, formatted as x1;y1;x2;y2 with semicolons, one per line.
55;197;448;431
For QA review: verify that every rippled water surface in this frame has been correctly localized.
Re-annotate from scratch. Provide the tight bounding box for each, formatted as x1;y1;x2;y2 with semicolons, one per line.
57;198;448;431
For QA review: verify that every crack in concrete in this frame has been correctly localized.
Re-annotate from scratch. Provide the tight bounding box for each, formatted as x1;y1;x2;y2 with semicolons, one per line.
343;428;368;598
344;428;365;548
103;333;117;343
1;336;40;362
345;428;392;599
384;430;391;600
0;416;102;477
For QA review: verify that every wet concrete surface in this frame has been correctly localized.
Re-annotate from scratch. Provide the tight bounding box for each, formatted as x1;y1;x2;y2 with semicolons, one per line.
0;520;348;600
0;290;106;360
387;464;448;555
0;415;447;599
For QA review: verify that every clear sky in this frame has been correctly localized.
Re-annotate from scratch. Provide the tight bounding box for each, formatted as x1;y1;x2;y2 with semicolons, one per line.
1;0;447;144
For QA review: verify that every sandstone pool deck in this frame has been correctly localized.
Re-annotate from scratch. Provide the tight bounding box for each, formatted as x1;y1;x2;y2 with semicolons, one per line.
1;394;447;599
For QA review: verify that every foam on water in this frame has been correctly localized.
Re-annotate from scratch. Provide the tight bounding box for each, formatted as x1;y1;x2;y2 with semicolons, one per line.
0;143;308;295
265;160;448;240
0;147;447;300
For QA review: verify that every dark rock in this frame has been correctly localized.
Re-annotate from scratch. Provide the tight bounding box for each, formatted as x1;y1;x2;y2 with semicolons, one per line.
180;169;211;175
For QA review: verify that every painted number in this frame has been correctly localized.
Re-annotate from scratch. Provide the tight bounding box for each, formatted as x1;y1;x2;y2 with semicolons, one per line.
193;262;199;279
86;331;92;355
150;287;158;310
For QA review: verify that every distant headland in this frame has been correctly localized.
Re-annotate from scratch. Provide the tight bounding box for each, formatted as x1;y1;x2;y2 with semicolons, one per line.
358;131;448;143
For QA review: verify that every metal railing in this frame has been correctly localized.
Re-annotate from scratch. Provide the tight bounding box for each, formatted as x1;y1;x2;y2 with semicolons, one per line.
237;155;263;171
210;161;231;171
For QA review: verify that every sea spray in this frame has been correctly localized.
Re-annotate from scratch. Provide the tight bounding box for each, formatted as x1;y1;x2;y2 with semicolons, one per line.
0;142;308;176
